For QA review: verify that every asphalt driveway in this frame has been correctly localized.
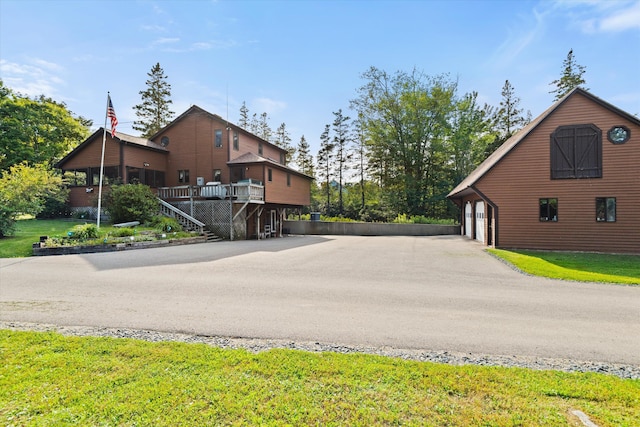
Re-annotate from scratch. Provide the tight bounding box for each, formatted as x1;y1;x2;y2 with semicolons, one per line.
1;235;639;365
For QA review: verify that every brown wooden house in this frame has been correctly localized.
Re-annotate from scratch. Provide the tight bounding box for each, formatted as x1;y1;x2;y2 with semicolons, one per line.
57;105;313;239
447;88;640;254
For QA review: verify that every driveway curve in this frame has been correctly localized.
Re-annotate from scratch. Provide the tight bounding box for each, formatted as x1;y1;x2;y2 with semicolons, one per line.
1;235;639;366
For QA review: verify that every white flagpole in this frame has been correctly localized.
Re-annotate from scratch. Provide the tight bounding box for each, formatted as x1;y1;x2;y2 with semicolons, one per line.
97;92;110;229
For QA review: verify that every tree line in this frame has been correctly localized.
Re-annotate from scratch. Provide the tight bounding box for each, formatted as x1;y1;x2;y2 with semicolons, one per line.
0;50;586;236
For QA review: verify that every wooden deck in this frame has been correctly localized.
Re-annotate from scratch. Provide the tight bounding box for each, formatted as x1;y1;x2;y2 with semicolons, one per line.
157;182;264;204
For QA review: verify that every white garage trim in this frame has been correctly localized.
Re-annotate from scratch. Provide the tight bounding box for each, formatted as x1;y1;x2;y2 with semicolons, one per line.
475;201;485;243
464;202;472;238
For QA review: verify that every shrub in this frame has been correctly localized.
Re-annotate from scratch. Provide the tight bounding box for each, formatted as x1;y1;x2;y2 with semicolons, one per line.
104;184;158;224
69;223;99;240
109;227;135;237
147;216;182;233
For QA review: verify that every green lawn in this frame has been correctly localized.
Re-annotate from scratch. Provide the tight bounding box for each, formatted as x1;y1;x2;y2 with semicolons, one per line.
0;218;88;258
488;249;640;285
1;330;638;426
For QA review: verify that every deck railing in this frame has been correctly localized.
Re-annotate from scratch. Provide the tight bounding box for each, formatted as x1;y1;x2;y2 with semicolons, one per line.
157;182;264;203
158;199;205;234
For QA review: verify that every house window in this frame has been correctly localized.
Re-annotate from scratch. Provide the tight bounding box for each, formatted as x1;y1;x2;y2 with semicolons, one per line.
215;129;223;148
596;197;616;222
539;198;558;222
213;169;222;182
287;173;291;186
268;168;272;182
550;124;602;179
233;131;239;150
63;169;88;186
178;169;190;184
258;142;263;155
280;153;285;164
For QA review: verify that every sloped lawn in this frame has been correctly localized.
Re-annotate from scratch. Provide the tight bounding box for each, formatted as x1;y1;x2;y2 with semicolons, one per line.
489;249;640;285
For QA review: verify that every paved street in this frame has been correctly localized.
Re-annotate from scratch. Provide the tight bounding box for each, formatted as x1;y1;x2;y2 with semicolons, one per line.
1;235;639;365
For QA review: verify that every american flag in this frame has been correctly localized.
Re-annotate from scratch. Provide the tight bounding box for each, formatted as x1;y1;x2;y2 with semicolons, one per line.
107;95;118;138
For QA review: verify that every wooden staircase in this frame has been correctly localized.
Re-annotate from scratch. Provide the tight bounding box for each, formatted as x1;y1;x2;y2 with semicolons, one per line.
158;198;222;242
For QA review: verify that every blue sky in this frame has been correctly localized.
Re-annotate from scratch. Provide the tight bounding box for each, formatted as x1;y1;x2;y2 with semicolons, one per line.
1;0;639;156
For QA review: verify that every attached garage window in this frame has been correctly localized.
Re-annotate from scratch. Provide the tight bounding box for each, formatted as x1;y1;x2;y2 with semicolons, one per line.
551;124;602;179
596;197;616;222
539;198;558;222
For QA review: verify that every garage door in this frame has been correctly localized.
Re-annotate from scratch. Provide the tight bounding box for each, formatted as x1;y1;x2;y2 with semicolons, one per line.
464;202;472;238
475;201;485;243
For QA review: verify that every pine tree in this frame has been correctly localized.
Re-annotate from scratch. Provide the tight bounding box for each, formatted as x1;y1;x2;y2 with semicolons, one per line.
257;112;272;142
332;109;352;215
133;63;174;137
295;135;314;177
238;101;249;129
550;49;587;101
317;124;334;213
274;122;295;162
496;80;529;138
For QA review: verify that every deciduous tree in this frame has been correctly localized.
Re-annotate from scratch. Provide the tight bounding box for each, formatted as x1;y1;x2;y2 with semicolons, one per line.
0;80;90;171
0;162;67;236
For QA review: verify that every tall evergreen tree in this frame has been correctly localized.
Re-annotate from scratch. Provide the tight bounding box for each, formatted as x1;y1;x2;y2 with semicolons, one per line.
238;101;249;129
317;124;334;213
274;122;295;162
133;63;174;137
549;49;587;101
257;112;272;142
295;135;314;177
496;80;529;138
352;118;368;211
332;109;352;215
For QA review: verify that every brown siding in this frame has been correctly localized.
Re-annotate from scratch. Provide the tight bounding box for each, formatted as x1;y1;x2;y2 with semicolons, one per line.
476;93;640;253
62;134;120;170
60;107;312;211
265;168;311;206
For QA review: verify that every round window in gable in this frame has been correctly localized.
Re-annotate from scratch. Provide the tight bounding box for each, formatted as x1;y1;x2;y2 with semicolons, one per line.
607;126;630;144
160;136;170;147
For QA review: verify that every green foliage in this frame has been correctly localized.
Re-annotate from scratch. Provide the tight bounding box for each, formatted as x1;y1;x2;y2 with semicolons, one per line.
351;67;490;219
133;63;174;137
392;214;456;225
109;227;135;237
147;215;182;233
0;162;68;237
550;49;587;101
489;249;640;285
0;80;90;171
69;223;99;240
104;184;159;224
2;330;638;426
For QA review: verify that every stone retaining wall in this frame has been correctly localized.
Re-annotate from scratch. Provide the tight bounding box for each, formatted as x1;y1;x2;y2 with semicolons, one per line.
283;220;460;236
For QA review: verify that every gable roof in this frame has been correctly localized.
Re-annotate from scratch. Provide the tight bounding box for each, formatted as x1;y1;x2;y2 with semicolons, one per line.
149;105;287;155
56;128;167;168
447;88;640;199
228;152;314;180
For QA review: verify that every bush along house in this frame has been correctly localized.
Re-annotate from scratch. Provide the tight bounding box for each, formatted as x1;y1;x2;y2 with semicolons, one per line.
447;88;639;254
56;105;313;240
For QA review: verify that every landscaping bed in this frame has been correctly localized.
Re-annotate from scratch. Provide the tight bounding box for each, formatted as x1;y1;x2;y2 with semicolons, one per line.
32;235;206;256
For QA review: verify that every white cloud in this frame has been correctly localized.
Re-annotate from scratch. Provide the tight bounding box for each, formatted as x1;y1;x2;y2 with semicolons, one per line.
599;1;640;32
488;7;549;68
153;37;180;45
252;97;287;115
0;59;65;98
551;0;640;33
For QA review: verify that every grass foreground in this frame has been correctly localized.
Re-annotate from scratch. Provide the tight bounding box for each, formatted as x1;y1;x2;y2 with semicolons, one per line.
488;249;640;285
1;330;639;426
0;218;87;258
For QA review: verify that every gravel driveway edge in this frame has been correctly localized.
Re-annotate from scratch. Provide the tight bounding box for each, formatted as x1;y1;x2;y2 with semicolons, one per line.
3;321;638;380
